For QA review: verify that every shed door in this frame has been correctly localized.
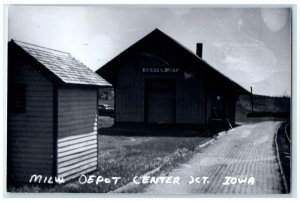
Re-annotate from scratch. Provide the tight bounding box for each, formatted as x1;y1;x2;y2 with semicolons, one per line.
145;79;175;124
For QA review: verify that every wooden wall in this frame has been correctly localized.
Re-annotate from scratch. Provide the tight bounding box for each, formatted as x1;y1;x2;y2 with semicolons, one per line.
7;56;54;184
176;74;206;124
57;88;98;181
115;51;207;124
116;58;145;123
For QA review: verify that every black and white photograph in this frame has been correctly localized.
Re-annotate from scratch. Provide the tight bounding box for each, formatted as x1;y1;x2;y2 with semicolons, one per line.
5;5;293;195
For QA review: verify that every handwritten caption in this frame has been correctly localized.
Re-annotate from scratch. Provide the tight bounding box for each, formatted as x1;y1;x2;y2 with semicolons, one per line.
29;175;255;186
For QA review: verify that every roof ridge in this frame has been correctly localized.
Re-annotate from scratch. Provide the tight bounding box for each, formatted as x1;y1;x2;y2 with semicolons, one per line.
13;40;70;55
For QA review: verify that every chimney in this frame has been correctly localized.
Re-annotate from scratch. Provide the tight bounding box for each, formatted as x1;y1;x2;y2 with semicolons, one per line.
196;43;203;58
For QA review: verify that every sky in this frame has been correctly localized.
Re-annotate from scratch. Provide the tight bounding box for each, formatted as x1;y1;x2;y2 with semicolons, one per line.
8;6;291;96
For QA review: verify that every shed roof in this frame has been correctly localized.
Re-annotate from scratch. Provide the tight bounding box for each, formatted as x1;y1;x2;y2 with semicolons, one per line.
10;40;111;87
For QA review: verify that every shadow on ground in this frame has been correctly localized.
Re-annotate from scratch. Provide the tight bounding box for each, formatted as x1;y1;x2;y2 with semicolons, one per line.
98;119;233;137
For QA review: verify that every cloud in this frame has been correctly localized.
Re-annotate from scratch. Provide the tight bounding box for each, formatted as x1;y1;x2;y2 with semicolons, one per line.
260;8;290;32
206;39;290;96
206;42;286;95
238;19;243;29
168;8;191;16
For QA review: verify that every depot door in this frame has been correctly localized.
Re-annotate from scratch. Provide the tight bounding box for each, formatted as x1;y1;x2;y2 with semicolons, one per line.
145;79;176;124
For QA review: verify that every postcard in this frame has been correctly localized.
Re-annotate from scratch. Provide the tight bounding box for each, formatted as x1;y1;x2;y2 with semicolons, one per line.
5;5;292;195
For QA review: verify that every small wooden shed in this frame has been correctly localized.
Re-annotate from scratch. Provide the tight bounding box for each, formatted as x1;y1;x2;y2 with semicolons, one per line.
7;40;111;185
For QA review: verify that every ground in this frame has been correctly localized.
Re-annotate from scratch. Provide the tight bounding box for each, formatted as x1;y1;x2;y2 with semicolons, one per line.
9;118;288;194
140;121;285;194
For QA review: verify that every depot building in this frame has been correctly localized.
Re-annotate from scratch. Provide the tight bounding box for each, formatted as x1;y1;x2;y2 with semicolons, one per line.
97;29;249;126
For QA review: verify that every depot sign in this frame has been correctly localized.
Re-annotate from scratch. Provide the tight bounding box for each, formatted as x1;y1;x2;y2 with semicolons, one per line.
142;67;179;73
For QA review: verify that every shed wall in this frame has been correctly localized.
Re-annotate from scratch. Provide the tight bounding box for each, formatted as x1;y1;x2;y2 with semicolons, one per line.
57;88;98;181
7;57;54;184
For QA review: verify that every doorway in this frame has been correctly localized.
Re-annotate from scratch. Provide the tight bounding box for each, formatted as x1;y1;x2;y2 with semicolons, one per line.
145;79;176;124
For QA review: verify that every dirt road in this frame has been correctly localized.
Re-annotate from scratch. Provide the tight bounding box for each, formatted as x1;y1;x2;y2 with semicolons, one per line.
143;121;284;194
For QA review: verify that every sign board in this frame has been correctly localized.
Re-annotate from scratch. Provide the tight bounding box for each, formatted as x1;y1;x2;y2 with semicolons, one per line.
142;67;179;73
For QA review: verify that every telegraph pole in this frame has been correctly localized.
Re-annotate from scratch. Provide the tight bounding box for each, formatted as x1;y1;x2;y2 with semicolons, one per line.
250;87;254;113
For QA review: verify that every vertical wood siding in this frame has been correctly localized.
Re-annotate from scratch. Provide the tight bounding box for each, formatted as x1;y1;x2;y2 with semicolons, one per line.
176;75;206;124
116;58;145;122
206;92;214;123
115;52;207;124
8;57;54;184
57;88;98;181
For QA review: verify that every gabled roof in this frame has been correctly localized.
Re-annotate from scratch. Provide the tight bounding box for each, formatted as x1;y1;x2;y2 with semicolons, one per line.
9;40;111;87
97;28;249;94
